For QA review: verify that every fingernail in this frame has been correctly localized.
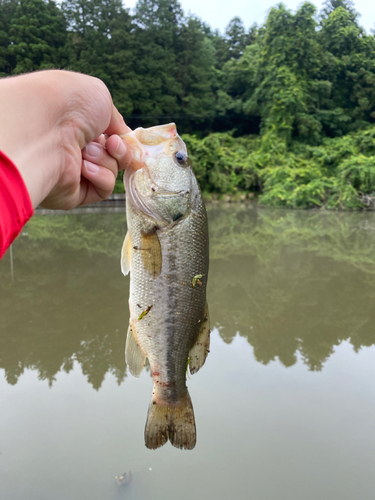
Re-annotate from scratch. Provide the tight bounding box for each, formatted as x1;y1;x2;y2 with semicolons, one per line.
116;137;127;157
86;143;102;158
84;160;100;174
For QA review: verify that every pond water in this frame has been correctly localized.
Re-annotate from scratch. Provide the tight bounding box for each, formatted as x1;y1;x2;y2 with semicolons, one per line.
1;204;375;500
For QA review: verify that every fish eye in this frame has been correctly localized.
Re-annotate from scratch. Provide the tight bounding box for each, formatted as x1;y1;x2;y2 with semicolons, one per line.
175;151;188;166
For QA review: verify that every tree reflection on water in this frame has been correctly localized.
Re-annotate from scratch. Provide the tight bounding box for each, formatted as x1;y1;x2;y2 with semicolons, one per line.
1;205;375;387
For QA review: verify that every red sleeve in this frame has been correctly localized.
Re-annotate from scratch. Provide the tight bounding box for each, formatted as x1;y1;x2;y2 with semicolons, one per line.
0;151;34;259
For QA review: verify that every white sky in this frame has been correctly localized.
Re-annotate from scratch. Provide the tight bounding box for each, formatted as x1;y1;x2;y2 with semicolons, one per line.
124;0;375;34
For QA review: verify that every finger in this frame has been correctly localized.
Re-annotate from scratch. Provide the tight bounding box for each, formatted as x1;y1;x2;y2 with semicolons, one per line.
79;161;116;205
82;141;118;178
95;134;106;147
105;135;132;171
78;175;105;207
104;104;132;136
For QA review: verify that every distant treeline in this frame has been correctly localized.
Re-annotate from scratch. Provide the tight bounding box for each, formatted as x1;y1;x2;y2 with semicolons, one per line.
1;0;375;207
1;0;374;136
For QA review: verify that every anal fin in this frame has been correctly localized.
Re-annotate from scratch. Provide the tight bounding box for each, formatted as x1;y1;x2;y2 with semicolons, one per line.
125;324;146;377
189;301;210;375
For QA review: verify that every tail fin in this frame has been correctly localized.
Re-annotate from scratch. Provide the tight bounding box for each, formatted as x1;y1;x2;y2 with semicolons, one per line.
144;391;196;450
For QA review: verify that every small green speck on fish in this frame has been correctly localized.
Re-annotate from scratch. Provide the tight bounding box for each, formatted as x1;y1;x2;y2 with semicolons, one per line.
138;305;153;320
192;274;204;287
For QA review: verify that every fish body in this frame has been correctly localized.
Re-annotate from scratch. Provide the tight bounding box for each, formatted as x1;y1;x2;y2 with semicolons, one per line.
121;123;210;450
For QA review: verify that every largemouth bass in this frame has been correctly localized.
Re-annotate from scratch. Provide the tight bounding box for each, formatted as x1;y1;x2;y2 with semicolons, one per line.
120;123;210;450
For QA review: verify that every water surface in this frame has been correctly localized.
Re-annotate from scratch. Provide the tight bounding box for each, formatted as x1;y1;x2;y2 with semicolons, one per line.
1;205;375;500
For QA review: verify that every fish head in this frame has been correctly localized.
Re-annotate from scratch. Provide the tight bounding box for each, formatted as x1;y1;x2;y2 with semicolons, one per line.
121;123;194;225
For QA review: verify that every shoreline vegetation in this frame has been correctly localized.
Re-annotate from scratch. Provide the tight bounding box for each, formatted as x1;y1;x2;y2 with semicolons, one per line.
116;126;375;210
1;0;375;209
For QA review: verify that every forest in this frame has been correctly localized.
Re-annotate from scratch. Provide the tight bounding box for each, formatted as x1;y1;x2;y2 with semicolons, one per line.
1;0;375;208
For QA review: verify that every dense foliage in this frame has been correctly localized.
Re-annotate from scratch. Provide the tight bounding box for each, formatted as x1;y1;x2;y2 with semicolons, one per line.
1;0;375;208
181;125;375;210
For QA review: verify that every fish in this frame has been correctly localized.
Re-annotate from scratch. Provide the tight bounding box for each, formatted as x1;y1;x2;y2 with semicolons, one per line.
120;123;210;450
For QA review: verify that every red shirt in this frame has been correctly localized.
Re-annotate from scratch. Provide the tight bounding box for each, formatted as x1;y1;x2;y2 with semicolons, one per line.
0;151;33;259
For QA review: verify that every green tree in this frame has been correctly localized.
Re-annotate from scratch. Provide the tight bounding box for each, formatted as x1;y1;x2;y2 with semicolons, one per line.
129;0;184;124
174;16;217;132
223;16;247;61
61;0;134;116
318;4;375;136
320;0;358;23
8;0;67;74
0;0;18;76
218;41;261;134
225;17;246;59
134;0;184;35
240;3;324;142
215;18;256;67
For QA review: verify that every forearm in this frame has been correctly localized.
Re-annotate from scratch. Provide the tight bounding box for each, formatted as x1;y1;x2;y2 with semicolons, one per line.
0;72;63;208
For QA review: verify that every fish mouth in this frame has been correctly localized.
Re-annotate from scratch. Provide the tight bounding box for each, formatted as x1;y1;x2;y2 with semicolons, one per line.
120;123;181;172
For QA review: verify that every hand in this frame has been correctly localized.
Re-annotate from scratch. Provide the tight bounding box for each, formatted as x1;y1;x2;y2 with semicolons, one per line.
0;70;131;210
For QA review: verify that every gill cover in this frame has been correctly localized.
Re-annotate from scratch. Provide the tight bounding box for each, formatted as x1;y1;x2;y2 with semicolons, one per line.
121;124;193;223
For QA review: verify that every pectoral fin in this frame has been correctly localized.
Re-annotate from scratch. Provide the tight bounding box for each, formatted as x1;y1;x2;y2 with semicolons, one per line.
121;231;132;276
189;301;210;375
125;324;146;377
140;231;162;279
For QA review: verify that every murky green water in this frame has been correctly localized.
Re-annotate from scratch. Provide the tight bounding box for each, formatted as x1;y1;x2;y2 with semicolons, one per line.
1;204;375;500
